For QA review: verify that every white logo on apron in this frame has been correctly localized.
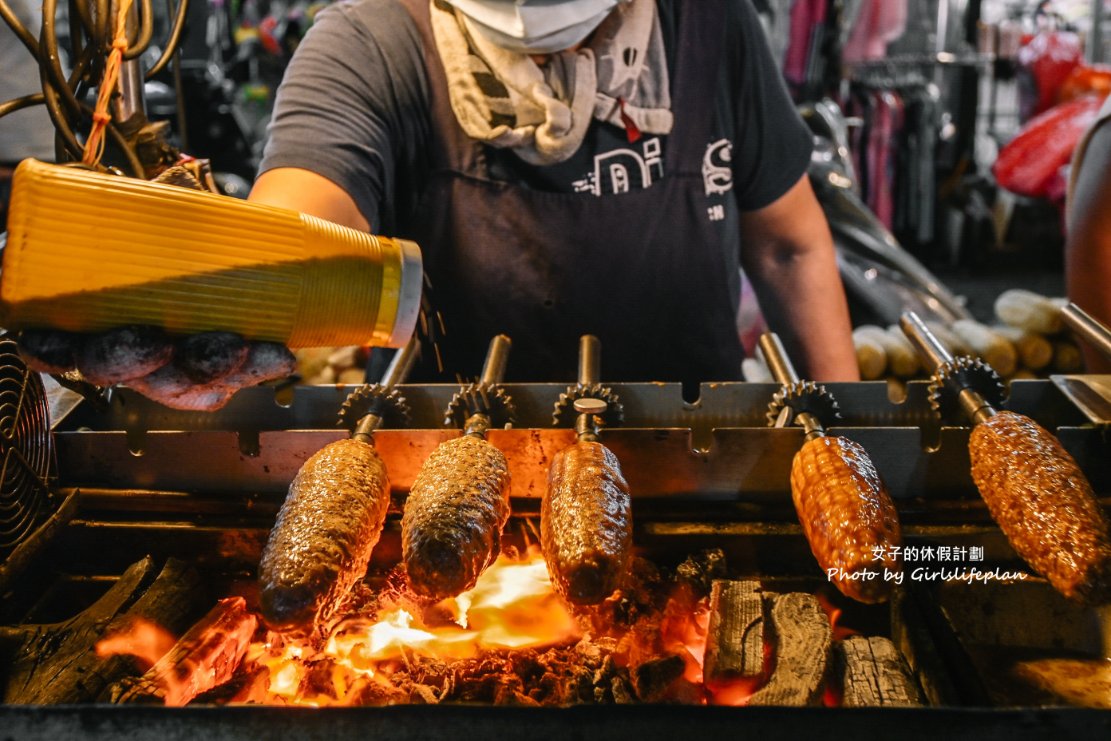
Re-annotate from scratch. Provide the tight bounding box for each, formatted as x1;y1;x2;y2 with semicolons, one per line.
573;137;664;195
703;139;733;196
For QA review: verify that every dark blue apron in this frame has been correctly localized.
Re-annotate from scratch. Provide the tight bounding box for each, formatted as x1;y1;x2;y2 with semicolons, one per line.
398;0;743;383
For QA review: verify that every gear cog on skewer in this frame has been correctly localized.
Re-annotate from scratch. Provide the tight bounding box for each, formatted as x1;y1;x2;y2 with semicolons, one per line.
445;382;516;429
765;380;842;429
552;383;624;428
927;356;1007;424
337;383;411;431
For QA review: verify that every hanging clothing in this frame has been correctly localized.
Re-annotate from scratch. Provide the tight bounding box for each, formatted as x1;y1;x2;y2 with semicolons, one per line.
867;89;902;229
782;0;828;89
846;80;940;250
842;0;907;64
752;0;794;70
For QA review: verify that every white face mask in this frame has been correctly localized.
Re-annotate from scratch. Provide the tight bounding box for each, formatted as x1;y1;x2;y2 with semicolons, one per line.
445;0;621;55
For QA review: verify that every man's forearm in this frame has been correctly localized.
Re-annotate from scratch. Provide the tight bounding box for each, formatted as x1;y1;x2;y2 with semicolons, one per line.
741;177;859;382
745;245;859;382
249;168;372;232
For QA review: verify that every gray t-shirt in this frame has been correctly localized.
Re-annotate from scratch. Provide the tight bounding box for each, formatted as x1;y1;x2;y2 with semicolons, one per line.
259;0;812;235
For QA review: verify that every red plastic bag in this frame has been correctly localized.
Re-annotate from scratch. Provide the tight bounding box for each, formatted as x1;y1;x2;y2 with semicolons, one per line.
1017;29;1083;120
993;94;1106;199
1059;63;1111;104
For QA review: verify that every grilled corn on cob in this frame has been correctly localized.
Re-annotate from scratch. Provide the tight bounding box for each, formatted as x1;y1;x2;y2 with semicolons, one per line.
969;411;1111;602
402;434;511;600
542;441;633;605
259;438;391;634
790;436;903;603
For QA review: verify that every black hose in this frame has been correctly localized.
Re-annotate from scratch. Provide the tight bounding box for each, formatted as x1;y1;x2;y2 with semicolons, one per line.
170;0;189;151
40;0;84;121
0;93;46;119
37;68;84;161
67;0;88;64
146;0;189;78
67;0;95;41
124;0;154;60
1;0;191;168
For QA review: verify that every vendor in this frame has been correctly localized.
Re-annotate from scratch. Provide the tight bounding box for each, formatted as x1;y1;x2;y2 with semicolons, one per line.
248;0;859;383
1066;92;1111;373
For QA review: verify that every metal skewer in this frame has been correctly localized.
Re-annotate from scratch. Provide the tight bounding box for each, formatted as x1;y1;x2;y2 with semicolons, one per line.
758;333;827;440
1062;302;1111;362
899;312;997;425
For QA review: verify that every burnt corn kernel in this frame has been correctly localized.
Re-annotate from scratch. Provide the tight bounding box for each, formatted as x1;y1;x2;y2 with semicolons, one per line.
542;441;633;605
969;411;1111;603
402;434;511;600
790;436;903;603
259;438;391;634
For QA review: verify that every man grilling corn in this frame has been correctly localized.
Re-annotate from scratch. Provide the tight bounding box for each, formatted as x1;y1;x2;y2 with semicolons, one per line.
249;0;858;385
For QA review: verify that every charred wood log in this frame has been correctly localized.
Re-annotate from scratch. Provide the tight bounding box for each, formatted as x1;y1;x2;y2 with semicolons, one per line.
746;593;831;706
110;596;258;706
703;580;764;682
630;653;686;702
1;557;205;704
836;635;924;707
0;490;80;594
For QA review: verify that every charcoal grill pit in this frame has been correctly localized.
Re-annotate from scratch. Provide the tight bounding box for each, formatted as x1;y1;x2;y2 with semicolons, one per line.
2;378;1111;739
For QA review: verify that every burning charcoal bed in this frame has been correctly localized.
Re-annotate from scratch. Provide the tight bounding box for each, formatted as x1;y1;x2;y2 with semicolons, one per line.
3;370;1111;739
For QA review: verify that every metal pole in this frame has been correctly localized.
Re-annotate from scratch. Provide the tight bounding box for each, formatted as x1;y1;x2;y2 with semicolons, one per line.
479;334;512;387
578;335;601;386
1089;0;1105;64
1062;302;1111;361
899;312;996;424
758;333;825;439
111;0;147;126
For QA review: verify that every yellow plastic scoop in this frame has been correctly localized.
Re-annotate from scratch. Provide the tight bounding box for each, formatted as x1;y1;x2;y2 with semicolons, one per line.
0;159;422;349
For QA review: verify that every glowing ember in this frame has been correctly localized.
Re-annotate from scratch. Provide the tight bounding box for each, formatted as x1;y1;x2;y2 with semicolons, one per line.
244;547;580;705
660;591;712;687
97;597;258;706
95;550;871;708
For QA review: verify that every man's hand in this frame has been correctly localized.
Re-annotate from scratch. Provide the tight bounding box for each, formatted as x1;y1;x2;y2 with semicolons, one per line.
18;326;297;411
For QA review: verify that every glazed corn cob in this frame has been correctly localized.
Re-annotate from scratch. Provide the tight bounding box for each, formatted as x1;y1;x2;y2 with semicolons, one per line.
402;434;512;600
259;438;391;634
790;435;903;604
542;440;633;605
969;411;1111;603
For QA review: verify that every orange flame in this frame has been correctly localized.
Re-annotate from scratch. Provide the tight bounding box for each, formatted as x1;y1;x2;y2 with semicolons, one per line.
96;617;177;670
245;547;580;705
660;590;711;687
816;590;860;642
